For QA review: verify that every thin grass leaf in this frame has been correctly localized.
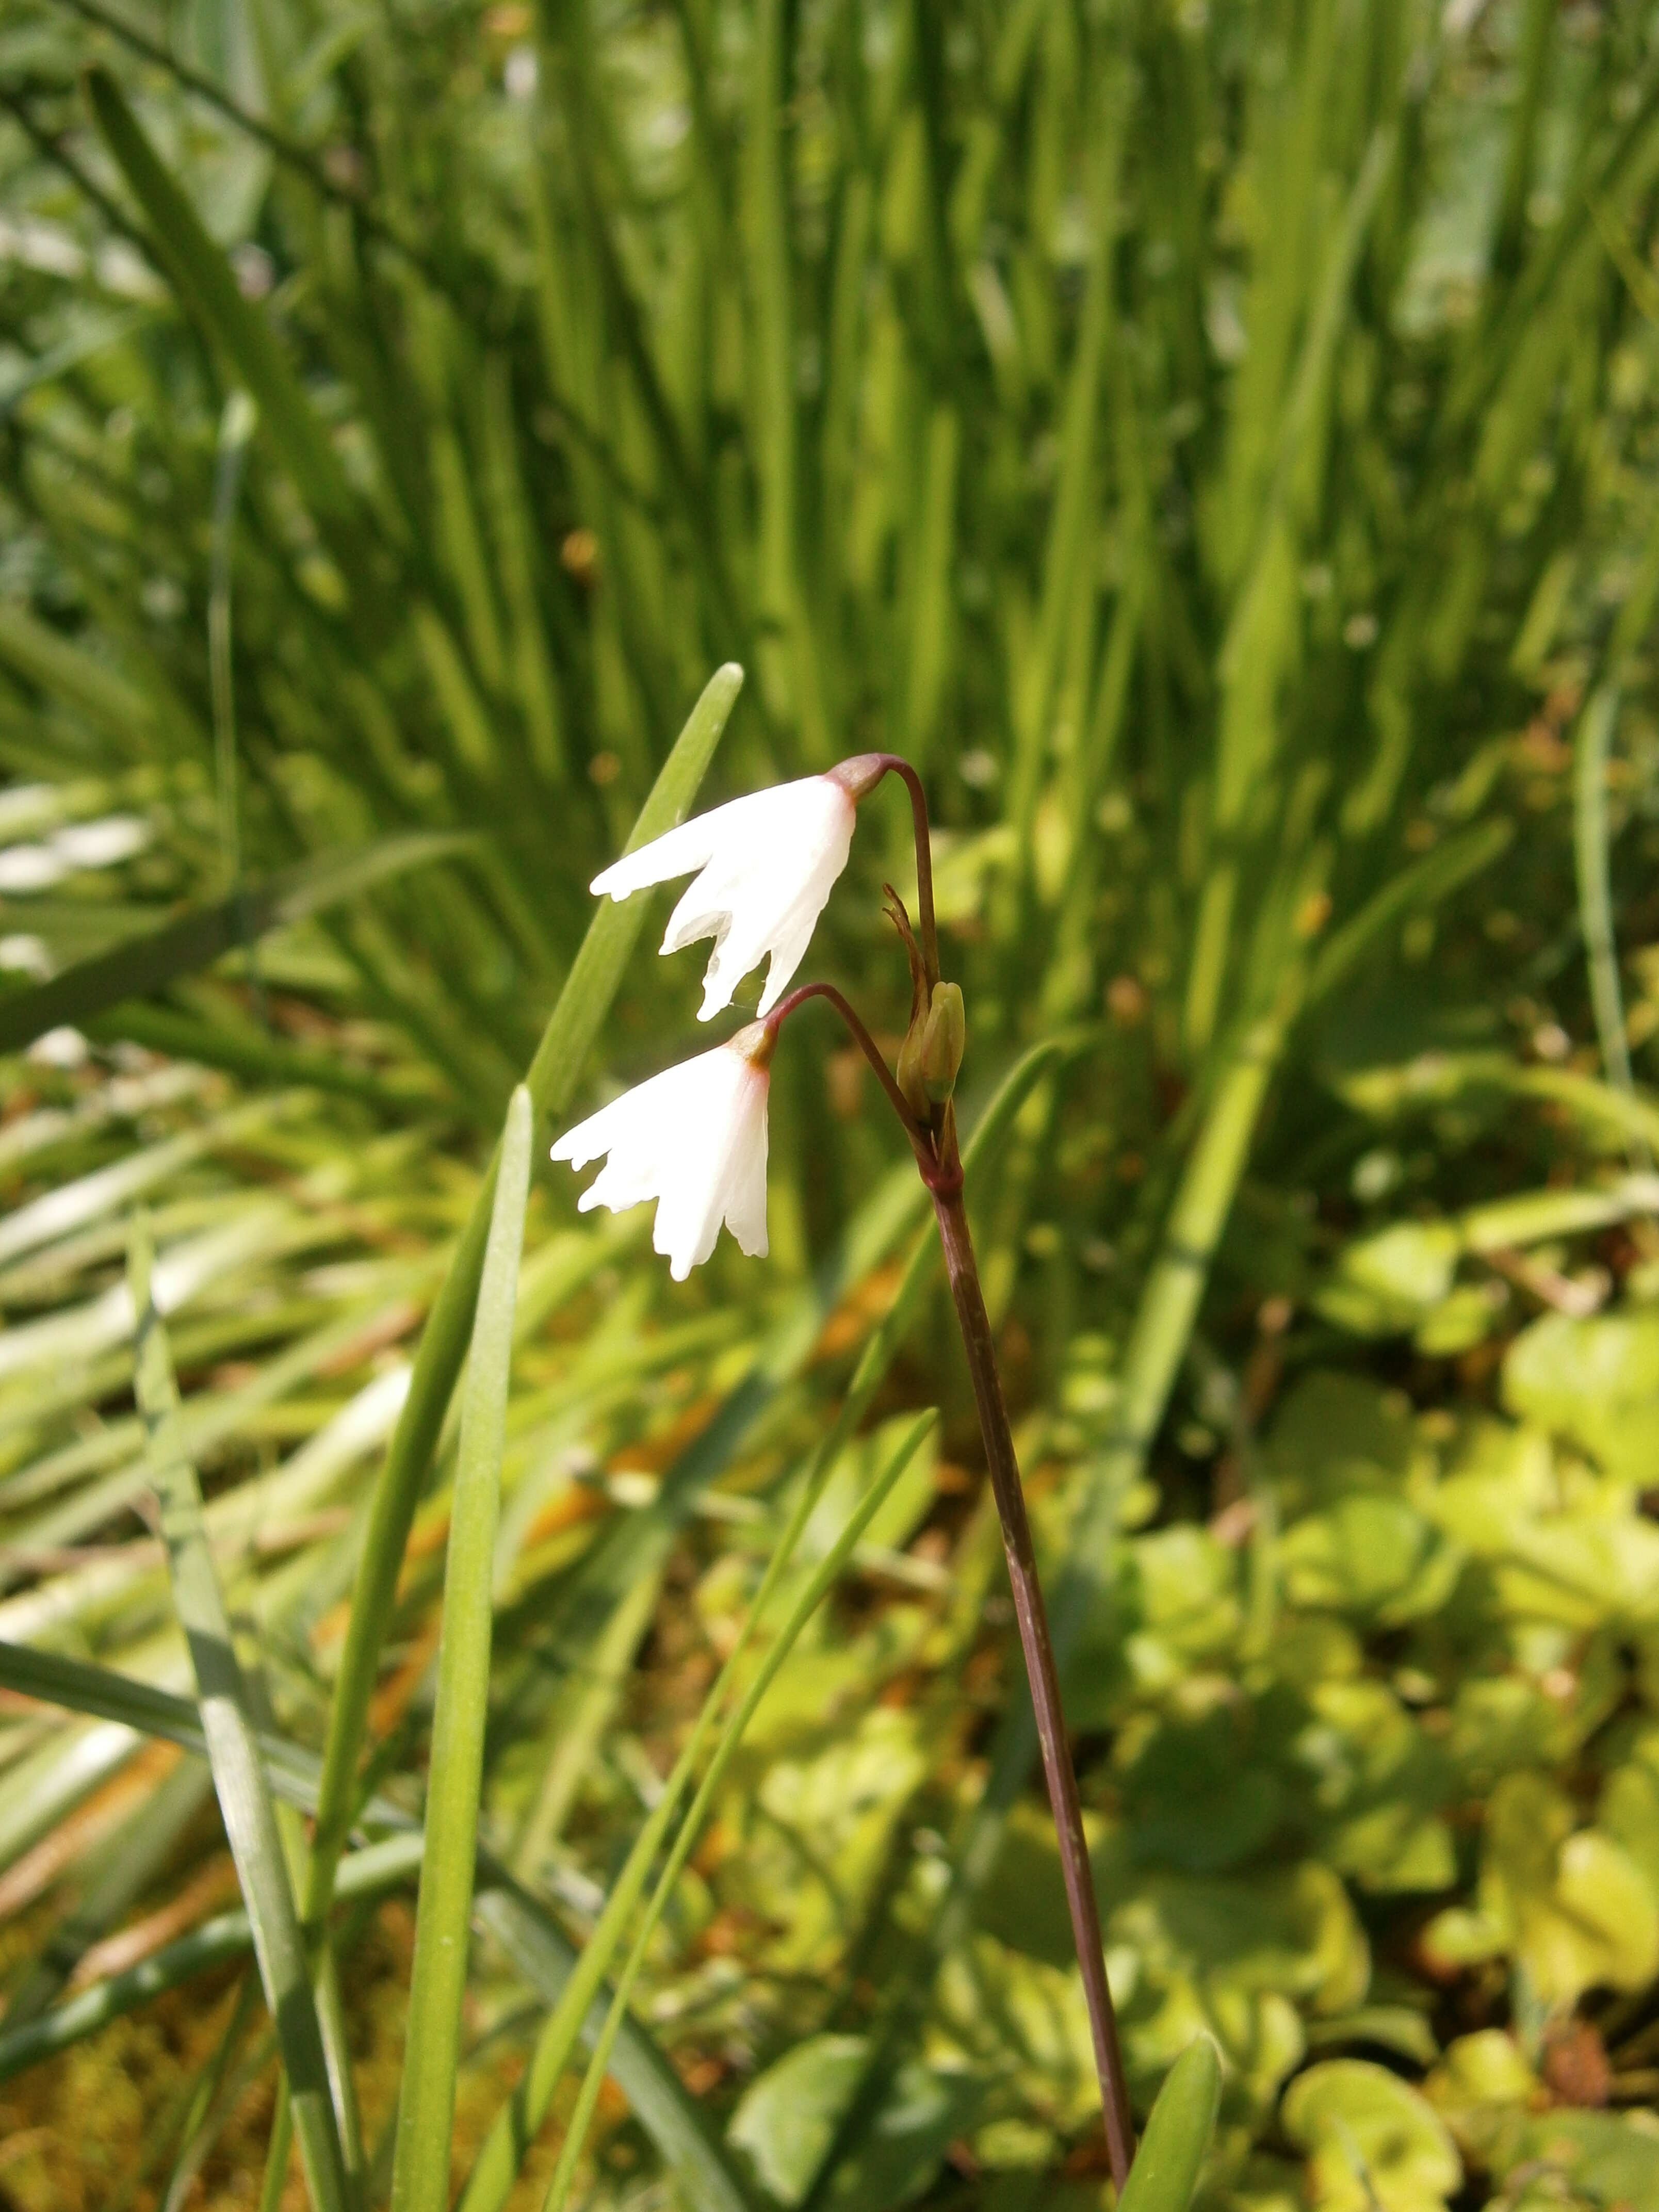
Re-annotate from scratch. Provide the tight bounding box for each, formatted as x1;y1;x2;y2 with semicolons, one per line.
0;601;156;741
389;1086;532;2212
0;834;474;1054
1115;2037;1222;2212
0;1641;404;1828
83;67;370;562
1573;685;1649;1171
470;1881;756;2212
0;1834;421;2087
0;1099;278;1271
1305;820;1514;1007
304;662;741;1922
127;1216;350;2212
85;1000;435;1109
543;1410;938;2212
2;1756;212;2026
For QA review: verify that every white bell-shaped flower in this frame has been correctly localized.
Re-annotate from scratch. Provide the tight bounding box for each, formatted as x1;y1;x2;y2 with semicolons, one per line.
550;1026;772;1281
590;768;872;1020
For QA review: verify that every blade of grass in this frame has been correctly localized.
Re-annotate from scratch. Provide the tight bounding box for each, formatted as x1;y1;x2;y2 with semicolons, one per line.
389;1086;532;2212
1115;2038;1222;2212
0;834;474;1054
541;1411;938;2212
1573;684;1650;1172
1305;818;1514;1006
261;2083;295;2212
0;600;156;741
303;663;740;1924
0;1835;422;2087
86;1001;436;1111
470;1879;758;2212
0;1641;400;1828
127;1216;350;2212
209;389;257;894
1338;1050;1659;1156
2;1757;212;2026
84;67;373;579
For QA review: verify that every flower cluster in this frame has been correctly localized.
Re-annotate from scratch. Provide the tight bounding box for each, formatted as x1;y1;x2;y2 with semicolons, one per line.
551;757;949;1278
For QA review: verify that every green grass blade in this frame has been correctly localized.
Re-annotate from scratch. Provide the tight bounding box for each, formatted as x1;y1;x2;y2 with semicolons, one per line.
3;1758;212;2027
1306;820;1514;1006
0;834;473;1054
471;1884;755;2212
1572;685;1648;1169
0;1909;253;2087
304;663;740;1922
85;1001;435;1111
389;1086;533;2212
0;1837;422;2088
541;1412;938;2212
128;1218;350;2212
84;67;368;560
261;2083;294;2212
1116;2038;1222;2212
0;1647;404;1834
0;601;156;742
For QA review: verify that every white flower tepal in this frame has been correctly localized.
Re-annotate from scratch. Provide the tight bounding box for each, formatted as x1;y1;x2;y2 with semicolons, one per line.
590;773;860;1020
551;1027;772;1281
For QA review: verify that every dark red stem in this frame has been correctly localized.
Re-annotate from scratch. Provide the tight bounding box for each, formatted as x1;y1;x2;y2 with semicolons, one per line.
932;1186;1135;2187
769;974;1134;2181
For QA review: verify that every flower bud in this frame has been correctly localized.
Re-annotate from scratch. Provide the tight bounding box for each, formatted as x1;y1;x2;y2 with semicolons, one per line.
898;981;965;1117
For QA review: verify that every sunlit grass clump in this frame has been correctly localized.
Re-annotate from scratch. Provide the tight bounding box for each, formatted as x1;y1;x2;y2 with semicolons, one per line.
4;0;1659;2205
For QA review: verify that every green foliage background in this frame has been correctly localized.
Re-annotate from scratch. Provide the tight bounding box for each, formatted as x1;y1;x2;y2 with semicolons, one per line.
4;0;1659;2205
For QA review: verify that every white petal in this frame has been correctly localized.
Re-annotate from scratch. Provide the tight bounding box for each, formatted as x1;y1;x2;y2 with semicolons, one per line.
589;796;748;900
549;1039;771;1280
716;1072;770;1256
585;777;857;1021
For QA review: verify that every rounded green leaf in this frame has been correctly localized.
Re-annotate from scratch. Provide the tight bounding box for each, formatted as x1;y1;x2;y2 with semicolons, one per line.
1282;2059;1461;2212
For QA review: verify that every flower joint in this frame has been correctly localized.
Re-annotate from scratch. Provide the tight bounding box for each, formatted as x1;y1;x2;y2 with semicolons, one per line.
550;1023;773;1281
590;772;865;1021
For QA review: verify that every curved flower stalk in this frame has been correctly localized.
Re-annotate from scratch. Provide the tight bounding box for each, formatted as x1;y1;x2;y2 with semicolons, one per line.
553;745;1136;2190
550;1024;772;1280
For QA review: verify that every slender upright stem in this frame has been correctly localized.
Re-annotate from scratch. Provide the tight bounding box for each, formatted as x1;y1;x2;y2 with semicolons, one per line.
932;1185;1135;2189
796;751;1130;2173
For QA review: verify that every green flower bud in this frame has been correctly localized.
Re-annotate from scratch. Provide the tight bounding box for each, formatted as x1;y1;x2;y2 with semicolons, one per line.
898;981;966;1116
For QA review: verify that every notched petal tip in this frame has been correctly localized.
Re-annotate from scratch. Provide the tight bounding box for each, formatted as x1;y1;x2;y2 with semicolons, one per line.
548;1036;772;1281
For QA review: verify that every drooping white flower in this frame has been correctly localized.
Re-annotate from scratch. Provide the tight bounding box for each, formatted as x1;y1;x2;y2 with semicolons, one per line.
590;763;880;1020
550;1026;773;1281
